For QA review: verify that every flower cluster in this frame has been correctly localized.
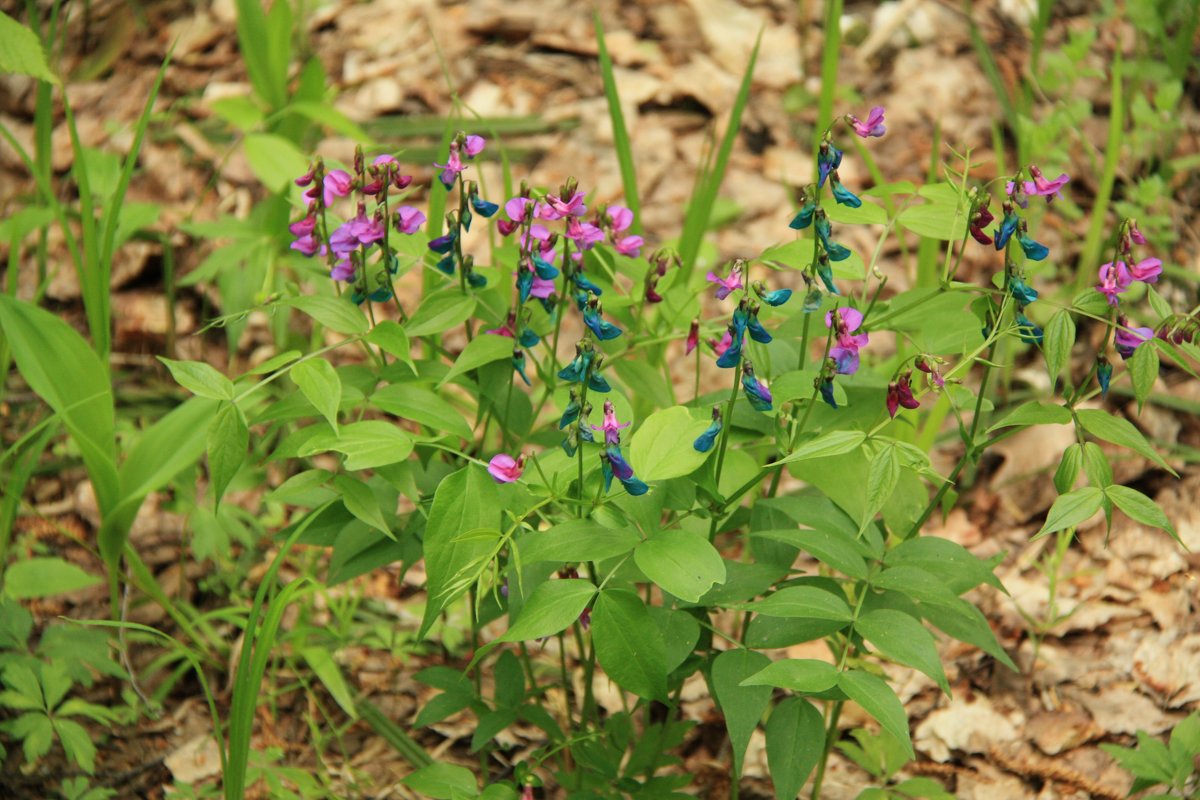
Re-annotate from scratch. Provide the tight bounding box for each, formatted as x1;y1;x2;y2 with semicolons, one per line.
290;148;425;304
1096;220;1161;307
595;401;648;496
703;261;791;384
427;133;497;287
818;306;870;410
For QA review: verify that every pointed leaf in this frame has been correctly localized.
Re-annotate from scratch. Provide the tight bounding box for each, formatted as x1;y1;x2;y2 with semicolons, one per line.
766;698;825;800
207;402;248;508
712;649;772;776
291;358;342;434
592;589;668;701
856;609;949;693
634;530;726;602
837;670;914;758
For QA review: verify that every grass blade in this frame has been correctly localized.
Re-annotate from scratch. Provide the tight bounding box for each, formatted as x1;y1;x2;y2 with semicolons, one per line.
1074;52;1123;296
594;11;641;232
678;29;761;280
357;698;434;769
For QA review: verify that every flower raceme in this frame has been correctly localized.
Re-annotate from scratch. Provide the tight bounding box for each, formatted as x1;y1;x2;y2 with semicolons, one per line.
825;307;868;376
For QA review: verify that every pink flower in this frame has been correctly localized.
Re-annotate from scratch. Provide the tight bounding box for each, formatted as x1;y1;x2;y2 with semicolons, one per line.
1129;257;1162;283
330;259;355;282
706;265;743;300
1129;222;1146;245
686;319;700;355
590;400;631;446
711;330;733;356
825;307;869;375
434;143;465;189
1097;261;1133;306
487;453;524;483
607;205;634;232
566;219;604;251
539;191;587;220
372;154;399;168
322;170;352;207
290;235;321;256
505;197;533;223
614;235;643;257
848;106;886;138
1022;165;1070;201
1114;323;1153;359
529;276;556;299
395;206;426;234
463;135;486;157
289;214;316;237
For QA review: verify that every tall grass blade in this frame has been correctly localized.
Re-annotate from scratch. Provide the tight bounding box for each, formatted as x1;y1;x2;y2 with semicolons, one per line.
594;11;641;232
678;30;761;280
1075;53;1123;295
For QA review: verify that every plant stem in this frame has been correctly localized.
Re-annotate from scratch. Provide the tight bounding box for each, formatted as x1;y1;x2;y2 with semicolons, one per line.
708;364;743;542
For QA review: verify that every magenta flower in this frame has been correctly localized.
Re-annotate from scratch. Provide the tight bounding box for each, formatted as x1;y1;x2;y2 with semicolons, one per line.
591;400;631;446
395;206;426;234
487;453;525;483
886;373;920;417
825;307;869;375
1022;165;1069;201
289;215;316;237
539;191;587;221
686;319;700;355
372;154;398;168
1129;257;1162;283
1129;222;1146;245
566;219;605;250
706;264;743;300
529;275;556;299
463;135;486;157
505;197;533;224
290;235;321;256
1114;321;1153;359
848;106;886;138
322;169;352;207
606;205;634;232
614;235;644;257
710;330;734;357
329;214;384;257
1097;261;1133;306
330;259;355;282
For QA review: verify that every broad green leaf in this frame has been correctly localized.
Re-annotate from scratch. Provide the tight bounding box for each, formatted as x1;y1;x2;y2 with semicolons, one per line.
207;402;248;508
775;430;866;465
1076;409;1174;473
898;192;966;240
242;133;309;192
371;384;473;441
884;537;1005;594
1081;441;1113;488
918;597;1018;671
1043;310;1075;390
856;609;949;693
825;199;888;225
1128;339;1160;412
300;647;358;719
438;334;514;387
283;295;369;335
766;698;825;800
0;10;59;84
318;420;414;470
265;469;334;505
862;444;900;528
592;589;668;701
367;321;415;371
1054;443;1083;494
1105;485;1178;540
630;406;713;481
837;670;914;758
742;586;853;622
712;650;772;776
419;466;499;638
291;358;342;434
0;295;118;513
12;713;54;764
750;528;869;579
1034;487;1104;539
405;293;477;337
500;580;596;642
649;606;701;671
986;401;1071;433
401;762;477;800
3;558;101;599
741;659;838;693
333;475;392;539
519;520;640;563
634;530;726;602
159;357;234;400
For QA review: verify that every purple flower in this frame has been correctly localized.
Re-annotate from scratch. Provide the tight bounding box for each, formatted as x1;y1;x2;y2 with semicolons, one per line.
741;363;772;412
1023;165;1070;201
505;196;533;224
529;275;556;299
614;235;643;257
330;259;355;282
817;144;843;189
1114;322;1153;359
606;205;634;232
1129;222;1146;245
395;206;426;234
566;219;605;251
488;453;524;483
969;201;995;246
289;214;316;237
463;135;486;157
590;400;631;446
604;447;648;496
1129;257;1162;283
706;264;743;300
290;235;321;256
1097;261;1133;306
322;170;352;207
372;154;398;168
848;106;886;138
686;319;700;355
434;143;465;189
886;372;920;417
540;191;587;221
825;307;869;375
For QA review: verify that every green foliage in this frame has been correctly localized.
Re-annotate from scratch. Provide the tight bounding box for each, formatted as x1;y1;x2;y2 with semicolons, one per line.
1102;712;1200;798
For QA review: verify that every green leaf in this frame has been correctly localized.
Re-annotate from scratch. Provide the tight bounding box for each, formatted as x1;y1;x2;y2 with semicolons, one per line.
711;649;772;776
438;334;514;387
159;358;234;400
405;293;477;338
419;466;499;639
741;659;839;693
291;358;342;434
1033;486;1104;539
207;402;248;508
837;670;914;758
0;10;59;84
11;712;54;765
634;530;726;603
1076;409;1175;473
54;717;96;773
1043;310;1075;390
500;580;596;642
265;469;334;506
0;295;118;513
742;586;853;622
300;647;359;719
918;598;1018;672
594;11;640;230
3;558;100;600
884;536;1005;594
1054;443;1083;494
765;698;825;800
898;185;966;240
371;384;473;442
856;609;949;693
332;475;392;539
306;420;414;470
1128;339;1160;413
1081;441;1112;488
367;321;415;371
750;528;869;580
283;295;369;335
862;444;900;529
1;664;42;704
629;406;713;481
518;520;640;564
592;589;668;701
775;430;866;465
986;401;1071;433
242;133;309;193
1105;485;1178;541
402;762;477;800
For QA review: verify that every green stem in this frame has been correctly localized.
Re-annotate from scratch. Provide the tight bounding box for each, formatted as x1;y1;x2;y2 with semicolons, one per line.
708;364;743;543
